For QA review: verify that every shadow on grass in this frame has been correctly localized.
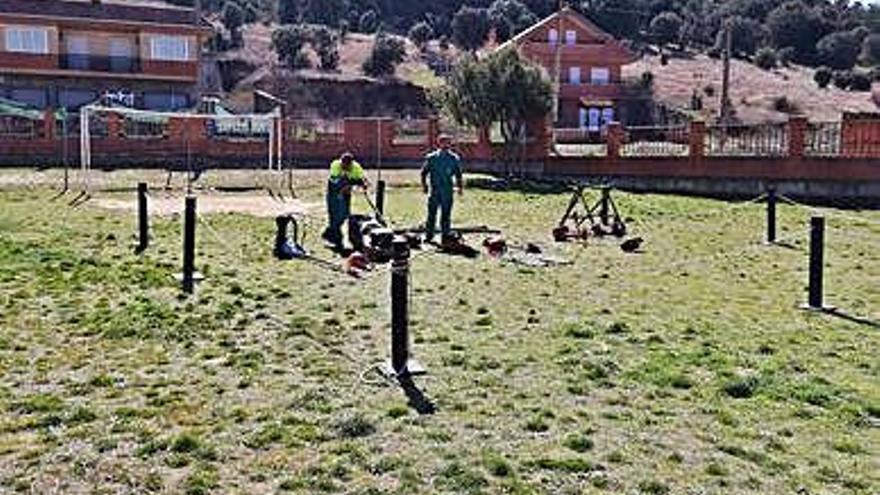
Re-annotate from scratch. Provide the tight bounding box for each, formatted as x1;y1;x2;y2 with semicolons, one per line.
398;376;436;415
826;309;880;329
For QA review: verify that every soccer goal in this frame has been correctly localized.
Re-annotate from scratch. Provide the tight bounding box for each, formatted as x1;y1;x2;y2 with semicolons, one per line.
77;104;284;197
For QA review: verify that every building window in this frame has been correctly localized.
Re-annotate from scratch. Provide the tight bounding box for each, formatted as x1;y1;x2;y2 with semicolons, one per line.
150;35;189;62
5;26;49;54
548;29;558;45
591;67;610;85
568;67;581;85
565;30;576;46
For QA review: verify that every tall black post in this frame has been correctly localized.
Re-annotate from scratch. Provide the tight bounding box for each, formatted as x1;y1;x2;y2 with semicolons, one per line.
375;179;386;216
807;216;825;310
137;182;149;252
766;185;777;244
383;237;425;377
182;196;197;294
599;186;611;225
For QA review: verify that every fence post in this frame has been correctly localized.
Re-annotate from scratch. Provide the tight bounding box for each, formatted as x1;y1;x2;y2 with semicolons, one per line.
43;109;56;141
766;185;777;244
375;179;386;216
804;216;830;311
788;116;808;159
606;122;623;160
689;120;706;160
382;237;425;378
137;182;149;253
182;196;197;295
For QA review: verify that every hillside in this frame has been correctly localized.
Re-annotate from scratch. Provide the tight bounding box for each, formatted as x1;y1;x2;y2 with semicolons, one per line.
625;54;880;123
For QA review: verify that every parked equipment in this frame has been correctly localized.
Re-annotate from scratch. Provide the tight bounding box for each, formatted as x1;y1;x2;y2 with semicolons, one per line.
554;185;627;242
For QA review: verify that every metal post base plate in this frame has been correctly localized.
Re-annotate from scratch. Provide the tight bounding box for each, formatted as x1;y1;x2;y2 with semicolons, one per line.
800;304;836;313
379;359;427;379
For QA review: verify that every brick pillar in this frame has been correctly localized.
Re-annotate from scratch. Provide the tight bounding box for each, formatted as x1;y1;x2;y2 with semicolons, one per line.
606;122;623;160
427;117;439;148
788;115;808;158
689;120;706;160
106;113;122;140
43;109;56;140
477;126;492;160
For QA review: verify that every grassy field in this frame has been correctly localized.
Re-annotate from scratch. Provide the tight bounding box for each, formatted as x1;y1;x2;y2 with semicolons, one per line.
0;169;878;495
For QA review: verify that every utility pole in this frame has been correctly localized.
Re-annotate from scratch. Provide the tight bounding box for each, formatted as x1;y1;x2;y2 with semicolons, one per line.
720;18;733;124
552;1;566;125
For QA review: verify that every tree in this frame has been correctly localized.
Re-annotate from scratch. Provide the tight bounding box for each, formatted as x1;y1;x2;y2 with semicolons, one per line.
766;1;831;65
452;7;490;53
359;10;378;33
754;47;777;70
363;31;406;77
488;0;538;43
814;66;832;89
817;31;861;70
310;25;340;71
850;72;872;92
408;21;434;51
650;11;683;47
434;48;552;173
221;1;245;48
863;34;880;65
272;24;311;69
278;0;300;24
715;16;764;57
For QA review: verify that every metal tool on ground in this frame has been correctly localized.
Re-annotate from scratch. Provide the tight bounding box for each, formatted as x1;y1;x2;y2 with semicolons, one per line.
553;185;627;242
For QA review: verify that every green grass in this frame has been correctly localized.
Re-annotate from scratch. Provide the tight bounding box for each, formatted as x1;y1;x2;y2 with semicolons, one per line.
0;169;878;494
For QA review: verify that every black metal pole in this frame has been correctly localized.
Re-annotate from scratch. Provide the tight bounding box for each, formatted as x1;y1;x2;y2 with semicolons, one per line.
375;179;386;216
599;186;611;225
182;196;197;294
390;237;410;373
808;216;824;309
766;185;777;244
137;182;149;252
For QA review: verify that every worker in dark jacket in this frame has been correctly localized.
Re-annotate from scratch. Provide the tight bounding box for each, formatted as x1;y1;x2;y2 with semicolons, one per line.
322;152;367;250
421;135;463;243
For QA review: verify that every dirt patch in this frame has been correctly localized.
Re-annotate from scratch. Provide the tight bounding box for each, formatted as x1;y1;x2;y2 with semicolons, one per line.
94;193;318;217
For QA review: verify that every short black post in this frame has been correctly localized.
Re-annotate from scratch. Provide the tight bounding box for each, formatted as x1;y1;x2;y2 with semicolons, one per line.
766;185;777;244
383;237;425;377
375;179;386;216
599;186;611;225
137;182;149;252
182;196;197;295
807;216;825;310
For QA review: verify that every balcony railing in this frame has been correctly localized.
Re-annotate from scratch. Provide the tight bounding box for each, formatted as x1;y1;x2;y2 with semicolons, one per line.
59;55;140;74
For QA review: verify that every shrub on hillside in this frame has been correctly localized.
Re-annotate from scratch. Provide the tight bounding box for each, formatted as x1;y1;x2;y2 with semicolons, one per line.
272;24;311;70
408;21;434;51
363;31;406;77
649;11;683;47
754;47;777;70
849;72;872;92
814;67;832;89
832;70;853;90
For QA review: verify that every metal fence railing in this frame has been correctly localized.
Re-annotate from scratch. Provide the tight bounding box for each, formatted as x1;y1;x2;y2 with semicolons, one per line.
393;119;429;145
705;123;789;157
621;125;690;157
288;119;344;144
0;115;39;139
806;122;841;157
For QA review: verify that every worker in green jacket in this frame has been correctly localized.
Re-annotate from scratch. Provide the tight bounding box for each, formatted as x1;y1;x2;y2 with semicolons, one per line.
322;152;367;250
421;135;463;243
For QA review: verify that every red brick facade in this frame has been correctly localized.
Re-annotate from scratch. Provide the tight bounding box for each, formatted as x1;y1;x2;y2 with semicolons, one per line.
0;0;208;111
498;7;636;129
